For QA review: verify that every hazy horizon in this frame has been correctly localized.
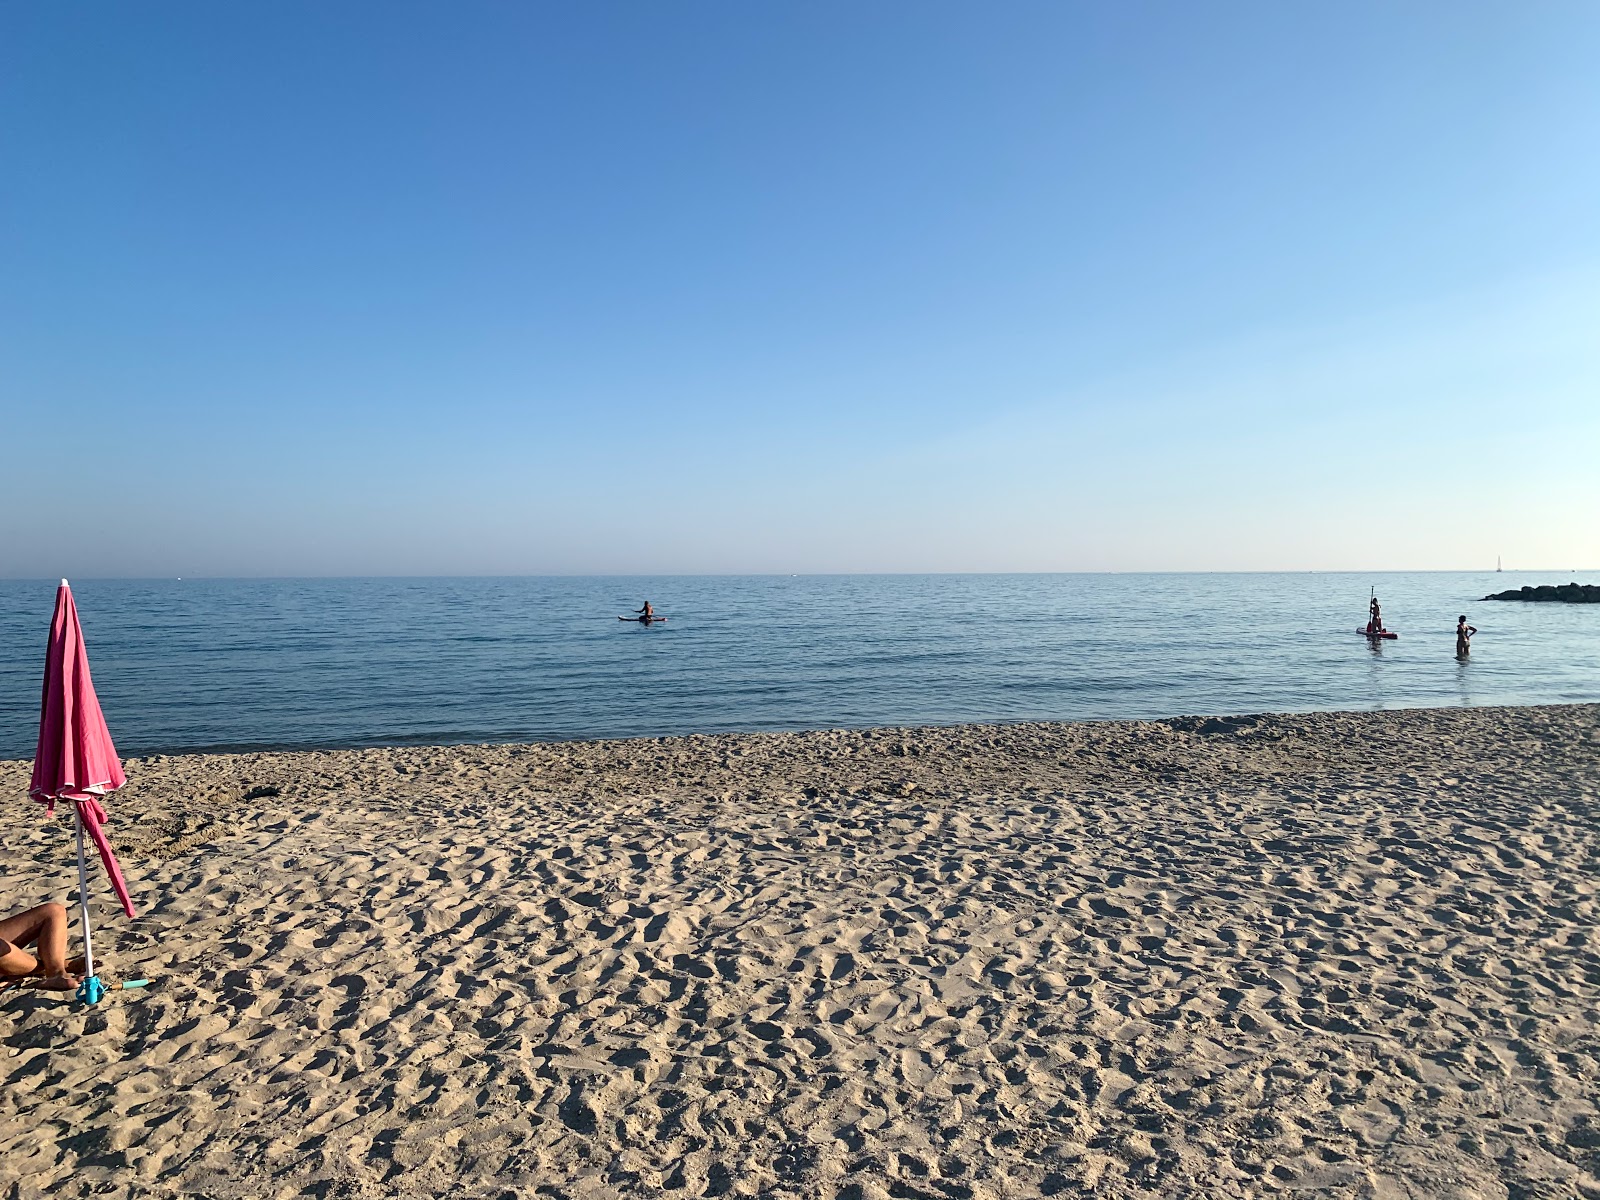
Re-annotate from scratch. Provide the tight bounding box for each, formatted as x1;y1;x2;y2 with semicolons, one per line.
4;568;1597;584
4;3;1597;577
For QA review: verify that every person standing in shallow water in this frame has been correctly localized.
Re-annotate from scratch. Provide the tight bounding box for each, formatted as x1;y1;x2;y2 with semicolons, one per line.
1456;615;1477;657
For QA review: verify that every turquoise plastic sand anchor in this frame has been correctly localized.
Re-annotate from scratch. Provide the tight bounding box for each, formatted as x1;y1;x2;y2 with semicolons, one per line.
77;976;105;1006
121;980;150;990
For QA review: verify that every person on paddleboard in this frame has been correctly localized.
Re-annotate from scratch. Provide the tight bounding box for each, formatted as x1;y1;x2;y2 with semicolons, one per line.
1368;595;1384;635
1456;615;1477;657
636;601;655;620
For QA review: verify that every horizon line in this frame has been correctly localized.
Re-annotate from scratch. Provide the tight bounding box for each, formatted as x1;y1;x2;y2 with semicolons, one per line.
4;567;1596;584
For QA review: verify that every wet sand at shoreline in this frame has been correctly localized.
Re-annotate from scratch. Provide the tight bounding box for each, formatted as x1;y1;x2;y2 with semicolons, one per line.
2;704;1597;1198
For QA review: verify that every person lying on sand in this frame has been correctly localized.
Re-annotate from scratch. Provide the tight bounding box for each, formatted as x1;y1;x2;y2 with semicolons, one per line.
0;902;84;991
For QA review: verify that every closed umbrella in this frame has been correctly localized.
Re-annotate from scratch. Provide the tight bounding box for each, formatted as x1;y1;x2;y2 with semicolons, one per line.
29;580;136;1005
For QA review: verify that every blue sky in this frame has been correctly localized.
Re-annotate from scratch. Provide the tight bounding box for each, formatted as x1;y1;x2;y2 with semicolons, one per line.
2;2;1596;575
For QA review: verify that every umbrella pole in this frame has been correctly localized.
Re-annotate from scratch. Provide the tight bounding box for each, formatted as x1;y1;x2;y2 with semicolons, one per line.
72;803;102;1004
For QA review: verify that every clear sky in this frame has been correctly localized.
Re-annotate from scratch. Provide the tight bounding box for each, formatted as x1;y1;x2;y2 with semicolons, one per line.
3;2;1596;576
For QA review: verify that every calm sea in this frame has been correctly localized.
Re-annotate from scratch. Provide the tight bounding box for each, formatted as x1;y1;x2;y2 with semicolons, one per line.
1;573;1596;759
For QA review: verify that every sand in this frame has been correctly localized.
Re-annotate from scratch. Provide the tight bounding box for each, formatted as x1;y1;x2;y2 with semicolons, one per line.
1;703;1597;1199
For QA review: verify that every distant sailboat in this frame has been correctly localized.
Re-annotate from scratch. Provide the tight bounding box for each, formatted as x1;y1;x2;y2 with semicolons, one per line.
1496;556;1502;573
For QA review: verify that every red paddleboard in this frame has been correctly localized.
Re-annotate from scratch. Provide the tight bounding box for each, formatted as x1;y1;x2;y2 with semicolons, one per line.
1360;628;1398;639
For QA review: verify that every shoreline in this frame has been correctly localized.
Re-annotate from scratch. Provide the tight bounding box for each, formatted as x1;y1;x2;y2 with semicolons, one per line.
2;697;1593;782
2;703;1597;1198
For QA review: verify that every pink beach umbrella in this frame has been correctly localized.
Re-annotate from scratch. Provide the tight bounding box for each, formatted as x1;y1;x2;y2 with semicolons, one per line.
29;580;136;1005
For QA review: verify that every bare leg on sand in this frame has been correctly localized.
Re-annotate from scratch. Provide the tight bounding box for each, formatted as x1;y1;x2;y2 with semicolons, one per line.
0;903;84;991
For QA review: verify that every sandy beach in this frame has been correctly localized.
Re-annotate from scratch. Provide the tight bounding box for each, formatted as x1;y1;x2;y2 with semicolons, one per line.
1;703;1596;1199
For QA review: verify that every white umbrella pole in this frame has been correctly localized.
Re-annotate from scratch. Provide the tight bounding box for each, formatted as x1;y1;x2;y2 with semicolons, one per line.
72;802;96;983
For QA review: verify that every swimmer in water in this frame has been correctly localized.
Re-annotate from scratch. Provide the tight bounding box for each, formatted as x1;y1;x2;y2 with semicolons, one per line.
1456;615;1477;657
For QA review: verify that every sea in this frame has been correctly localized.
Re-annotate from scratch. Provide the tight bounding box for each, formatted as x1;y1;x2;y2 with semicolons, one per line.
1;572;1597;759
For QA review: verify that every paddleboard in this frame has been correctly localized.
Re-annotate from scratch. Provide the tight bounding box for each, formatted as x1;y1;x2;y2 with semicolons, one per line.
619;616;667;624
1359;628;1397;639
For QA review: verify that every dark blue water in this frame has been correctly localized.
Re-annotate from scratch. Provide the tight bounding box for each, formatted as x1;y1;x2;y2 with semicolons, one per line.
1;573;1597;758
